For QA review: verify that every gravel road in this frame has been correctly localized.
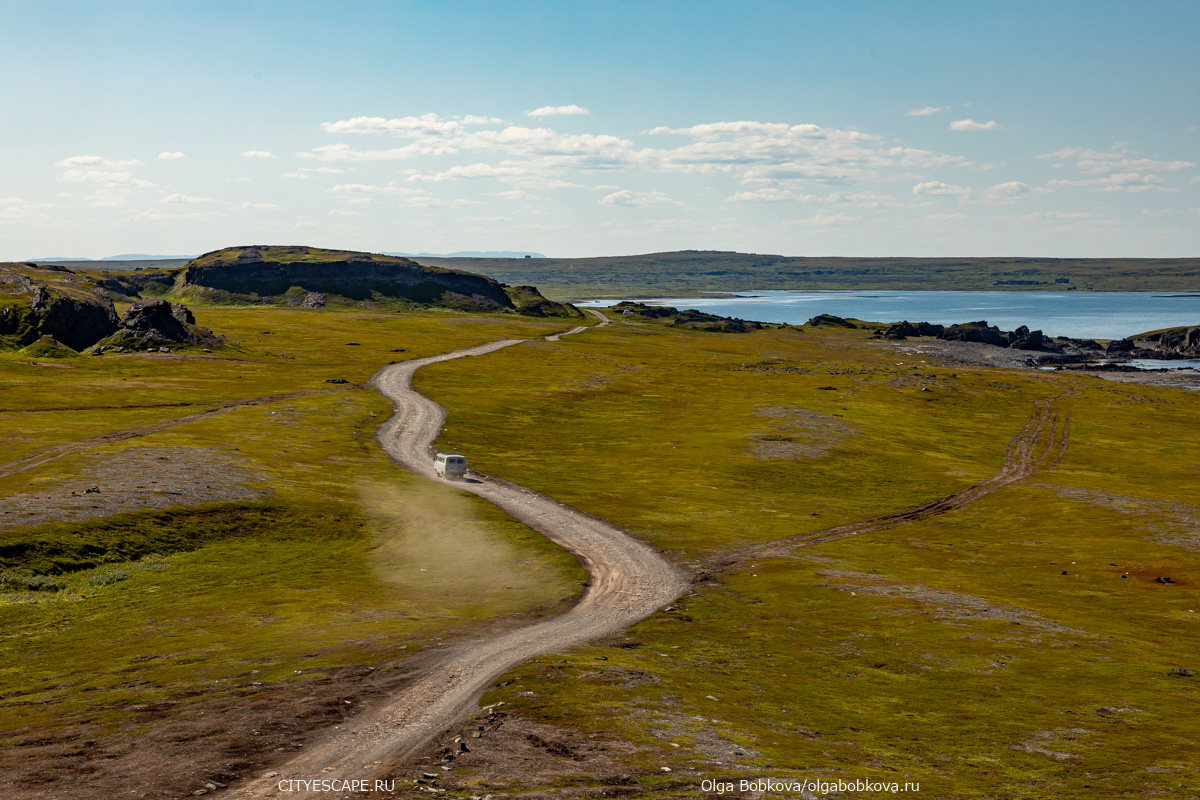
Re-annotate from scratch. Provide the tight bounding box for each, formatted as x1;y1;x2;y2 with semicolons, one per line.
233;321;686;798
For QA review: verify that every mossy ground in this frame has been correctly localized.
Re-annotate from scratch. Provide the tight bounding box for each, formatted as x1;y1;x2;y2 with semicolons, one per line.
413;316;1200;798
0;307;586;782
3;303;1197;798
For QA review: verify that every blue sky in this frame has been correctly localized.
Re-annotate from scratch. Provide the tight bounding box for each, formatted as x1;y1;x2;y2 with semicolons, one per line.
2;1;1197;259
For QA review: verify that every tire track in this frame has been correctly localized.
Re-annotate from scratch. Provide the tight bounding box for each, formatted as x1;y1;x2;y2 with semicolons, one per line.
0;386;356;480
713;389;1075;567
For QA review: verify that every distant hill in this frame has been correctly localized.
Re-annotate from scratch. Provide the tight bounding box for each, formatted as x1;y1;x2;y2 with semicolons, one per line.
384;250;545;259
102;253;197;261
98;245;581;318
33;257;192;272
412;250;1200;299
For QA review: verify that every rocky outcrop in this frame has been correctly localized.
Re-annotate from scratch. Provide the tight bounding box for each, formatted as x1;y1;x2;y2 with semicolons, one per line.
806;314;857;328
880;319;1051;351
612;301;767;332
937;320;1009;347
180;246;580;318
95;299;223;351
878;316;1200;364
0;263;119;351
882;320;943;340
1140;325;1200;357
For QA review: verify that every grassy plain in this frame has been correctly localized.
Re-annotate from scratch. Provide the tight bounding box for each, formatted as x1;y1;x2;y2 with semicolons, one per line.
3;298;1197;798
0;307;586;792
415;316;1200;798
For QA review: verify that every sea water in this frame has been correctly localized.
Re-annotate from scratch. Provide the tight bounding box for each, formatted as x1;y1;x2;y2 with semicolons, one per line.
584;290;1200;341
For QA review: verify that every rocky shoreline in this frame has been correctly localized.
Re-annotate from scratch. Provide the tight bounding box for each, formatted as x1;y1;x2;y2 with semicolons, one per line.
876;318;1200;364
860;317;1200;388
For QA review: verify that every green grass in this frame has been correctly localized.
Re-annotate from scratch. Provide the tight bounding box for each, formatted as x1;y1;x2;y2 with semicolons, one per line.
412;314;1200;798
4;299;1197;798
0;305;587;770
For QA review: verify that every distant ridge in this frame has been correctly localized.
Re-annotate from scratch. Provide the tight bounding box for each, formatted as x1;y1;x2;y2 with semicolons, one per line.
29;254;197;262
412;251;1200;299
384;250;545;259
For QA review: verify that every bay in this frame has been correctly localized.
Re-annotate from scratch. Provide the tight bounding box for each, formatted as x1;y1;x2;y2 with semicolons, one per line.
584;290;1200;340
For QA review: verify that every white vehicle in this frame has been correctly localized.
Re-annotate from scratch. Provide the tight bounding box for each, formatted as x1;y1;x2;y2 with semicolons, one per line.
433;452;467;479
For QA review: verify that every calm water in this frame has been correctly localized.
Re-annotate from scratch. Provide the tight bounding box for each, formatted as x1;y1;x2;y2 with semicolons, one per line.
584;291;1200;340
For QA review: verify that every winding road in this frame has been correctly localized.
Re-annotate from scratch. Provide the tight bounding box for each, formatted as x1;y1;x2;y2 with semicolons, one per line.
231;313;1074;798
233;314;688;798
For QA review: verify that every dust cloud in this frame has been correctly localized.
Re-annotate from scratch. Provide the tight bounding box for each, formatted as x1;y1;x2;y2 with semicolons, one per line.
358;481;558;612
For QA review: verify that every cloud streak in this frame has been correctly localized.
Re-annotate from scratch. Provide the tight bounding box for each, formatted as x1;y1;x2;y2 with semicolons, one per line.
949;119;1001;132
528;104;590;117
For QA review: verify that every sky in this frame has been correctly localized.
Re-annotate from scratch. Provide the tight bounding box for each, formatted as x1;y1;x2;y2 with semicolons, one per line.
1;0;1198;259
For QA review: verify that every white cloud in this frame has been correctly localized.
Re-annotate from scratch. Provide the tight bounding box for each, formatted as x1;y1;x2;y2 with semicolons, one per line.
823;190;904;208
160;193;214;203
905;106;945;117
59;169;156;189
241;202;280;210
281;172;309;179
312;114;968;192
54;155;143;168
1040;146;1195;174
1048;173;1174;193
949;119;1001;132
0;197;53;223
1140;208;1173;218
1193;175;1200;184
401;196;484;209
300;166;345;174
241;150;276;158
328;182;423;196
302;142;460;161
600;189;682;207
913;181;971;197
490;189;538;200
981;181;1048;203
1019;211;1101;221
158;151;186;160
460;215;509;223
528;104;590;117
925;212;969;222
727;187;814;203
409;162;533;182
787;212;862;226
322;113;470;137
124;208;222;223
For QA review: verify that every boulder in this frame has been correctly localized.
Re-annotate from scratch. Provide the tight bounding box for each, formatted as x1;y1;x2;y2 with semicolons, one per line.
806;314;857;328
97;299;223;350
882;320;945;340
938;320;1007;346
1008;326;1046;351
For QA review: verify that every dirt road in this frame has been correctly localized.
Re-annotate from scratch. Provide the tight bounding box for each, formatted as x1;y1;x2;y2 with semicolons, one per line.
233;318;685;798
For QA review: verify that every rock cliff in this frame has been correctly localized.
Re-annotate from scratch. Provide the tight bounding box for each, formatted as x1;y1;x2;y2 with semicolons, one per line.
95;299;224;352
0;263;119;351
180;246;581;317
